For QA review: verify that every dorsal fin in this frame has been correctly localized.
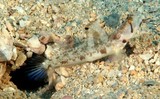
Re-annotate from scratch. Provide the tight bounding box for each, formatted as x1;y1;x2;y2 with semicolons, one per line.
86;20;108;48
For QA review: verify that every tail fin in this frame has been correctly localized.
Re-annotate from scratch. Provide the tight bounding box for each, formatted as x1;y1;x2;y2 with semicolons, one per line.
25;54;48;81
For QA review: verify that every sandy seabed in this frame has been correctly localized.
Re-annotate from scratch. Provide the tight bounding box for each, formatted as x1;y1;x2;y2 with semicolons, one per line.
0;0;160;99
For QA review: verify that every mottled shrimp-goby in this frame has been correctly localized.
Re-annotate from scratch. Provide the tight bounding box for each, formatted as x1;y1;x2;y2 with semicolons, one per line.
26;13;144;89
47;13;144;68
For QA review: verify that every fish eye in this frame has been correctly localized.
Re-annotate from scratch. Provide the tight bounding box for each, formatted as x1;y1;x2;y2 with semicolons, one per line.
122;39;127;43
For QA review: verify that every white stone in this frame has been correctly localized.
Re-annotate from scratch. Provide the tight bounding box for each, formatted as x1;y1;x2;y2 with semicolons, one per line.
0;29;13;62
129;65;135;71
14;6;25;14
19;20;30;27
3;87;16;93
155;58;160;65
28;35;41;48
139;54;153;61
11;47;17;60
45;45;54;59
27;35;45;54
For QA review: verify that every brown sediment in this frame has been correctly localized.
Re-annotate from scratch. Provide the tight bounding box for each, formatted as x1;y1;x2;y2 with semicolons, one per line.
80;56;85;60
61;60;68;64
112;33;121;39
100;48;107;54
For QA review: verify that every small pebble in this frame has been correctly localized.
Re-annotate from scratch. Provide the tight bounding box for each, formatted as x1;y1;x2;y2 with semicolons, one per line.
14;6;25;14
11;47;17;61
155;58;160;65
19;20;30;27
28;35;41;48
129;65;135;71
39;35;51;44
121;66;128;74
0;29;13;62
130;70;137;76
60;67;70;77
5;21;14;32
156;25;160;31
28;35;45;54
26;51;33;58
0;63;6;80
55;82;65;91
45;45;54;59
15;52;27;67
3;87;16;93
94;74;104;84
139;54;153;61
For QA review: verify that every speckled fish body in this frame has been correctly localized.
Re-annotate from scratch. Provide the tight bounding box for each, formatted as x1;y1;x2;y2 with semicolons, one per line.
46;13;144;68
24;13;144;84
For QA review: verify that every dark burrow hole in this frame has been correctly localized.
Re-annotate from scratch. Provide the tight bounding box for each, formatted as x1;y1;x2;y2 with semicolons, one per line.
10;54;48;91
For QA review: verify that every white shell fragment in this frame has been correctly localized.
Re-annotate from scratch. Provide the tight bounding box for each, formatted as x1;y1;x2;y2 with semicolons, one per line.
27;35;45;54
11;47;18;61
5;21;14;32
19;19;31;27
129;65;135;71
45;45;54;59
139;54;153;61
14;6;25;14
155;58;160;65
3;87;16;93
0;30;13;62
